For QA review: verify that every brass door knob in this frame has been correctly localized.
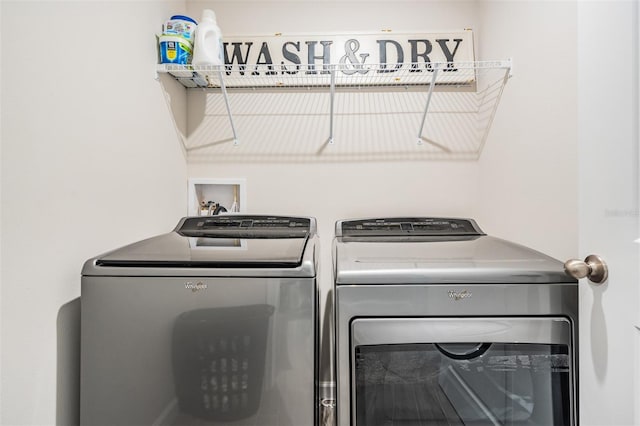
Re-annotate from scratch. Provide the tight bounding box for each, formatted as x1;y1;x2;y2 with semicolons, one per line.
564;255;608;284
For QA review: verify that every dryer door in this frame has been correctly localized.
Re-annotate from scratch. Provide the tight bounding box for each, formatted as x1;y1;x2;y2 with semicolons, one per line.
351;317;574;426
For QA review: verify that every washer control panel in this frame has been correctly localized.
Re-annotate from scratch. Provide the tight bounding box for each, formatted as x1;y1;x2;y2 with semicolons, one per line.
178;215;312;237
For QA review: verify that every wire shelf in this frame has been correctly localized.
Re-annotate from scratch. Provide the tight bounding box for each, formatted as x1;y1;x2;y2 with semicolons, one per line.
156;60;511;162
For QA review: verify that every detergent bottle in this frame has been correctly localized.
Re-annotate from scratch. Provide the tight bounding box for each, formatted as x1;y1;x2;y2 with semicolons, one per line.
192;9;223;67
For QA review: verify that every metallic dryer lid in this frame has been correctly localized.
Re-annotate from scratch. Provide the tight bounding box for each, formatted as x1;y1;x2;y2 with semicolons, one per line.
82;215;317;278
334;217;574;284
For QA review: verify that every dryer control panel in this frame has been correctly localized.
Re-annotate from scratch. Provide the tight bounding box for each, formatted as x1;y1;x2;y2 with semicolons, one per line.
338;217;484;237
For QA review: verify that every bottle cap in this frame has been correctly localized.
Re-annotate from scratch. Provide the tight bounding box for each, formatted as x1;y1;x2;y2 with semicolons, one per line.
202;9;216;22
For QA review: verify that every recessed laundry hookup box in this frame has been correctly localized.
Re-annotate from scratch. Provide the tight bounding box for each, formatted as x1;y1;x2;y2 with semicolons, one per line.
188;178;246;216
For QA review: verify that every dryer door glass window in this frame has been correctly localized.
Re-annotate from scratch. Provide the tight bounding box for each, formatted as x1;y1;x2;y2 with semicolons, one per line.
354;343;571;426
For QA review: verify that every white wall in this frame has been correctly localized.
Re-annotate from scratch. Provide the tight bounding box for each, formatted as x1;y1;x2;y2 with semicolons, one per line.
0;1;187;424
476;1;578;261
188;0;480;36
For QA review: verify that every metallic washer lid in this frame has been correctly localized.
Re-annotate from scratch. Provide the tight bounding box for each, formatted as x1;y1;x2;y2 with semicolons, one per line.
83;215;318;277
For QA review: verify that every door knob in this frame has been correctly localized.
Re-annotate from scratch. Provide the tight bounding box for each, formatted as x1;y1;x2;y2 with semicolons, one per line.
564;255;608;284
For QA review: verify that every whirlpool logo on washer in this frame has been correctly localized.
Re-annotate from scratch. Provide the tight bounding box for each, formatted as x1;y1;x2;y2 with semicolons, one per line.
185;281;208;292
448;290;472;301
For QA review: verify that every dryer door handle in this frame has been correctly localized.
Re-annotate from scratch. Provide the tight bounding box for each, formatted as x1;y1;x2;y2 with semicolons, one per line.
564;255;608;284
435;343;492;360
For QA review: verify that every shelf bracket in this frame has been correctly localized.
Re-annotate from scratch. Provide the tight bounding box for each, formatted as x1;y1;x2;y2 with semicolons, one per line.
417;63;440;145
329;66;336;145
215;70;239;146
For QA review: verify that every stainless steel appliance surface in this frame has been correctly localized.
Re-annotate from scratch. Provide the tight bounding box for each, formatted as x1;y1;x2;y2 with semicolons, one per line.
334;217;578;426
81;215;319;426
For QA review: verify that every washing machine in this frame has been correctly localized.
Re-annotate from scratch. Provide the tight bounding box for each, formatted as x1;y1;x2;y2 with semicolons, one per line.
333;217;578;426
81;215;318;426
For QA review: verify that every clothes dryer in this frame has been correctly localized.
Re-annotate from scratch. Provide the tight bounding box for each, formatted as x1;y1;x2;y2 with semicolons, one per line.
333;217;578;426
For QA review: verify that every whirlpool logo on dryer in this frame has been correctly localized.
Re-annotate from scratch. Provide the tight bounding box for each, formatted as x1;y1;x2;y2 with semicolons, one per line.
448;289;472;301
185;281;208;292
